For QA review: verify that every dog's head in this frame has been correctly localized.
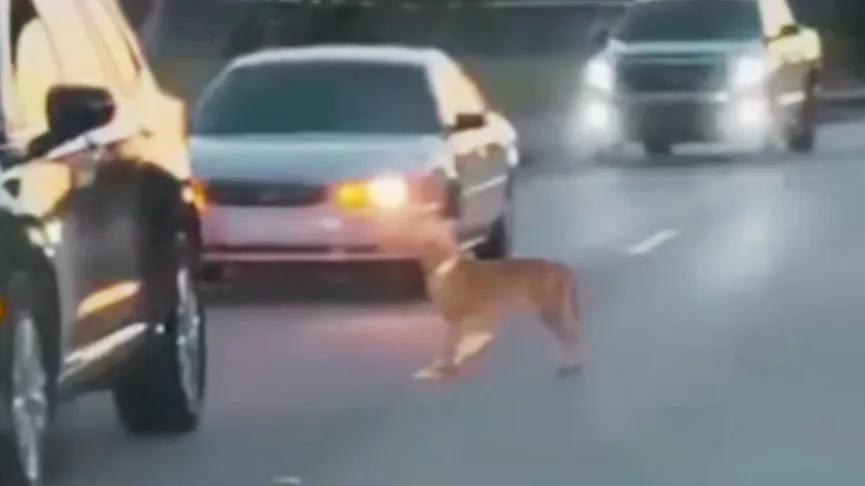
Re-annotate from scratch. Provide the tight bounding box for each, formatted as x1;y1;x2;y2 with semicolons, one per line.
371;210;460;263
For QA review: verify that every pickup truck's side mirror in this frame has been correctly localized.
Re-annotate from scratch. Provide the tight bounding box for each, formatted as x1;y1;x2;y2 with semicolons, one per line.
777;24;801;39
46;85;115;144
591;27;610;45
450;113;486;133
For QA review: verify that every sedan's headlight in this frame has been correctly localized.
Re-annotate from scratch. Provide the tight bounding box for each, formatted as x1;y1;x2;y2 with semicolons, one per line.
334;175;410;211
583;58;614;91
182;179;208;213
730;55;767;88
367;175;410;209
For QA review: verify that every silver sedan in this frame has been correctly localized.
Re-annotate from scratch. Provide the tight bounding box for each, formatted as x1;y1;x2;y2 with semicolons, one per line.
189;45;519;280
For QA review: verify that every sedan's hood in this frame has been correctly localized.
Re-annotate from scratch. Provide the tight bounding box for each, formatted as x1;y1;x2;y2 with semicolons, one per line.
190;133;448;184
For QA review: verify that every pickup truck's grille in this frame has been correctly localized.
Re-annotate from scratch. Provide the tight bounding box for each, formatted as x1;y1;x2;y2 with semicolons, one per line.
617;61;728;93
207;180;326;207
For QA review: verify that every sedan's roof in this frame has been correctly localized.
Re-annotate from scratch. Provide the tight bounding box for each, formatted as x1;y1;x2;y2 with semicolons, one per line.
229;44;448;70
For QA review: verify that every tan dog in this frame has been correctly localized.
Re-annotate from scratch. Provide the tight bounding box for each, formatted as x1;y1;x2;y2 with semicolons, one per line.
372;211;585;380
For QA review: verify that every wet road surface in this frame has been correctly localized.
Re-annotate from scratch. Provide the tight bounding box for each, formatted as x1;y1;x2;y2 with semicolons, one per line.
51;120;865;486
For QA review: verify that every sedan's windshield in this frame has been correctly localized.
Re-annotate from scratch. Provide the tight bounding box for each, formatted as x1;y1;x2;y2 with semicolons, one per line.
193;61;442;135
613;0;763;42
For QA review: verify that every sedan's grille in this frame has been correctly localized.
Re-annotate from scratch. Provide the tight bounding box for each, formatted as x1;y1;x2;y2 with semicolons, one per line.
207;180;326;207
617;61;728;93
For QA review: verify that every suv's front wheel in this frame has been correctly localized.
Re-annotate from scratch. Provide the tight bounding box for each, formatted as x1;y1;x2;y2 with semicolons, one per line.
786;76;818;153
0;274;52;486
642;137;672;157
113;234;207;435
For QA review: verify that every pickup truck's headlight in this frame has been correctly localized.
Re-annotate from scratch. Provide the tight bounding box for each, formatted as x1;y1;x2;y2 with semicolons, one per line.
730;55;767;88
584;58;614;91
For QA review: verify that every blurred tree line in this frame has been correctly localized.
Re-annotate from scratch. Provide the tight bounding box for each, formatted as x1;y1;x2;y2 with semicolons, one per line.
220;0;619;59
218;0;865;54
223;1;493;57
119;0;865;77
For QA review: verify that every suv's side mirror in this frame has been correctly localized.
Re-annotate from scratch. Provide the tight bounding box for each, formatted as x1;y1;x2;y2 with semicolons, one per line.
777;24;801;38
46;85;115;144
451;113;486;133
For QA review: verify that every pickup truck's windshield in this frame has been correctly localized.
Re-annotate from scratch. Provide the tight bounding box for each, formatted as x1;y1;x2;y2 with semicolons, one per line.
613;0;763;42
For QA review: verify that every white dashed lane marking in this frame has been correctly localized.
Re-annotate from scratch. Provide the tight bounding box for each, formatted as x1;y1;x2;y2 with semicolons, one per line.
625;229;680;255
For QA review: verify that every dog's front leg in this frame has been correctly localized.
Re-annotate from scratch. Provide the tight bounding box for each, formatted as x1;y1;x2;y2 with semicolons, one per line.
435;319;461;371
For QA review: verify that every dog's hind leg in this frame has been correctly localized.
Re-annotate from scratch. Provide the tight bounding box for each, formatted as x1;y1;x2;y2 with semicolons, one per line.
539;273;584;375
415;318;461;380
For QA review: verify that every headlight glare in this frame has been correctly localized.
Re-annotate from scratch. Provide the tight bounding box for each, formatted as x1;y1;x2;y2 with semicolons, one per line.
367;175;409;209
335;175;410;210
584;58;614;91
730;55;767;87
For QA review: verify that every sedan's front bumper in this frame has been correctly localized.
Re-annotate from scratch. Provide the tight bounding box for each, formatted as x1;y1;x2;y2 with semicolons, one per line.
200;205;415;264
203;246;412;263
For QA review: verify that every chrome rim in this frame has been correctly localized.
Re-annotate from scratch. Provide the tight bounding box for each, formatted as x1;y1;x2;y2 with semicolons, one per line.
175;264;203;411
11;309;48;484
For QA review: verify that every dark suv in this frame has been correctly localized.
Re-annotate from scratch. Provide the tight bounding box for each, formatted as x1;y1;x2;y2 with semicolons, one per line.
577;0;823;157
0;1;206;485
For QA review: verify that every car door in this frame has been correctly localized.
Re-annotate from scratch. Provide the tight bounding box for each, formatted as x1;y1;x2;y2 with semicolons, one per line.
447;63;510;239
458;67;511;220
429;61;481;241
760;0;809;110
31;0;145;377
81;0;195;316
1;0;132;382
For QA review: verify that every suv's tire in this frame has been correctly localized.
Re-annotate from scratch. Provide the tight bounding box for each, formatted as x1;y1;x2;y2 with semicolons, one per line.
113;234;207;435
643;138;672;156
199;263;224;283
786;79;817;153
0;274;53;486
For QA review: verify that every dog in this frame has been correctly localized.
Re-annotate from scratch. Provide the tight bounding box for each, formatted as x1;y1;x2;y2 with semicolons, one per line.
371;210;585;380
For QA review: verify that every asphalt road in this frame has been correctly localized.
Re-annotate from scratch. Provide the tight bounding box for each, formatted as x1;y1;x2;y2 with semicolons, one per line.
50;120;865;486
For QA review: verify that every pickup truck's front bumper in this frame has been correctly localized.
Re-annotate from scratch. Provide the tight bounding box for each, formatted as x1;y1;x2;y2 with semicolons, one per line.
0;390;9;433
579;91;773;146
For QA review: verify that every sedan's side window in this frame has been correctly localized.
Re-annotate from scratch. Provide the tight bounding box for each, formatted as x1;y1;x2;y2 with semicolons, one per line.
429;64;460;128
454;67;489;115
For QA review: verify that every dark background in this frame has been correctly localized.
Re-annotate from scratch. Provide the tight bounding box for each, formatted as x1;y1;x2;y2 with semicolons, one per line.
117;0;865;149
119;0;865;72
